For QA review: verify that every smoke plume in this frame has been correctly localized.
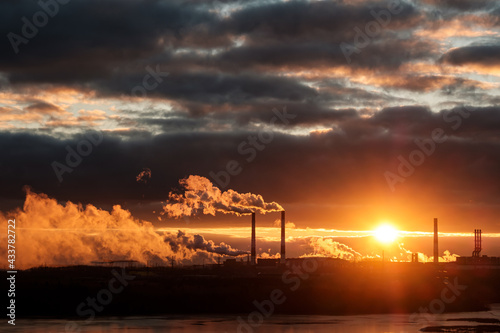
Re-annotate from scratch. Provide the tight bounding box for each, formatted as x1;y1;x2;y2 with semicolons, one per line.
302;239;459;263
162;175;283;218
0;189;247;269
166;231;249;256
440;250;460;262
304;238;363;261
398;243;459;262
136;167;152;183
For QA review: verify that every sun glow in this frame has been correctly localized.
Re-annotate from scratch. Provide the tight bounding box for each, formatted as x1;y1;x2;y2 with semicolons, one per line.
374;224;398;244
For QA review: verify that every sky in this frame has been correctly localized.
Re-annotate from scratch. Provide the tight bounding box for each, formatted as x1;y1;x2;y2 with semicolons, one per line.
1;0;500;267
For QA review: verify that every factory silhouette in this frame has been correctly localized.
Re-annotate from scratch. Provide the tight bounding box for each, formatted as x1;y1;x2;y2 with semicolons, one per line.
90;213;500;269
195;213;500;268
11;211;500;320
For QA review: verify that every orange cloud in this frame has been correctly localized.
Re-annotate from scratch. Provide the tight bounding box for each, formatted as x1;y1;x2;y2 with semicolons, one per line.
0;106;44;124
136;168;152;183
0;190;247;269
163;175;284;217
415;16;499;40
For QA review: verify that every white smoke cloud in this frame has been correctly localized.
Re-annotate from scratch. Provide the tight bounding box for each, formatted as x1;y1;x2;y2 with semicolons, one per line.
162;175;283;217
0;189;247;269
439;250;460;262
260;251;280;259
167;231;249;256
303;238;363;261
398;243;459;262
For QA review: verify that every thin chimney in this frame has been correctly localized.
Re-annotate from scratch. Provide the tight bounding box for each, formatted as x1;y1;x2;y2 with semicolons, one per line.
434;218;438;264
251;212;256;265
473;229;482;257
280;211;286;264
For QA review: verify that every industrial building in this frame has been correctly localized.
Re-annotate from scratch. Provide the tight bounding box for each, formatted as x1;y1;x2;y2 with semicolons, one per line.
244;215;500;268
456;228;500;265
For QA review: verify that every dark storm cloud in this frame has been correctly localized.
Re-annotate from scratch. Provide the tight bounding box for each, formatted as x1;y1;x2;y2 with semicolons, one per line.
337;105;439;140
97;71;318;106
366;105;500;141
221;0;420;42
103;72;393;129
197;1;428;71
2;106;500;210
1;0;218;81
441;45;500;66
0;0;446;135
118;101;363;131
444;106;500;138
422;0;495;11
372;105;433;125
140;116;208;132
209;37;436;71
1;0;430;88
316;80;399;105
209;103;360;128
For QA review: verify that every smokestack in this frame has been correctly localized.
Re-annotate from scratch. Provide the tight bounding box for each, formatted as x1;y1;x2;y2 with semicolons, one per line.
473;229;482;257
251;212;256;265
280;211;285;264
433;218;438;264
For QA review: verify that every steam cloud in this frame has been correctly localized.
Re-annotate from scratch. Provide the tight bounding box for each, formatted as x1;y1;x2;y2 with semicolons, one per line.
167;231;249;256
0;189;247;269
304;238;363;261
162;175;283;217
136;167;152;183
399;243;459;262
304;238;460;263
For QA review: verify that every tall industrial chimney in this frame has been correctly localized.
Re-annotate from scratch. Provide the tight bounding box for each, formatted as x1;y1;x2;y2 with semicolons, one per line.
433;218;438;264
251;212;256;265
473;229;482;257
280;211;286;264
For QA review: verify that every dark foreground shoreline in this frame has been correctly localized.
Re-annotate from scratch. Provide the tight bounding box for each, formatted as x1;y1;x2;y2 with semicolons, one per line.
6;262;500;318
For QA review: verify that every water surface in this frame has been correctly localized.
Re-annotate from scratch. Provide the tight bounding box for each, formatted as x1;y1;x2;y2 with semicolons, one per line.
4;309;500;333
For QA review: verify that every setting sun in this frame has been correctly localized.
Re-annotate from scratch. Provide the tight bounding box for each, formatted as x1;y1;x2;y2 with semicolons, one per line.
374;224;398;244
